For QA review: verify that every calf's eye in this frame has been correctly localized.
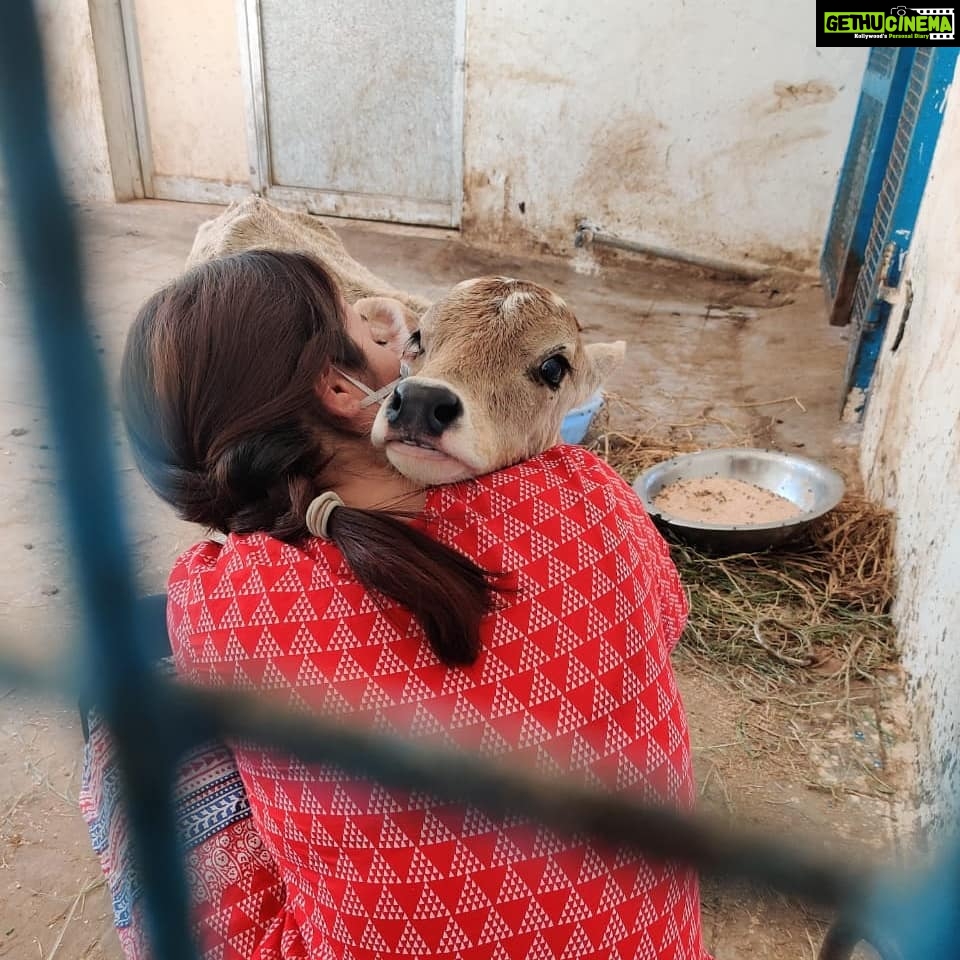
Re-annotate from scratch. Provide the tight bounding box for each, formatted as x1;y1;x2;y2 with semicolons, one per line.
404;330;423;356
539;355;569;389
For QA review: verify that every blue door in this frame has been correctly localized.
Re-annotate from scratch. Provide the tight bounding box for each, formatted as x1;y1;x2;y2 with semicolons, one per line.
821;48;958;412
820;49;914;327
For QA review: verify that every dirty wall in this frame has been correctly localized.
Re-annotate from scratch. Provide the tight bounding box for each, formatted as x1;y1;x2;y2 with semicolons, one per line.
860;60;960;836
32;1;865;268
462;1;866;265
32;0;115;202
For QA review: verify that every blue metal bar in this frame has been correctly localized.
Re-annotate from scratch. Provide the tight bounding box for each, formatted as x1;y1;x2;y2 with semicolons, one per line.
0;3;199;957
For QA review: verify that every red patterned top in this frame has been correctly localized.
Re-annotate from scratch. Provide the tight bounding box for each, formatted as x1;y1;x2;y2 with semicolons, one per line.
168;445;707;960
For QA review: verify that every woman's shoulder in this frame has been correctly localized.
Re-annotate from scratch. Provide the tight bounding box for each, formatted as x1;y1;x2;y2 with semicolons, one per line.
428;444;636;512
423;445;654;560
167;531;343;602
519;443;623;481
548;443;632;487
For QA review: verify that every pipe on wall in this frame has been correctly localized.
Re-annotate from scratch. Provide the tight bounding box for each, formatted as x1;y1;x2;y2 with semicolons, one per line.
573;220;773;281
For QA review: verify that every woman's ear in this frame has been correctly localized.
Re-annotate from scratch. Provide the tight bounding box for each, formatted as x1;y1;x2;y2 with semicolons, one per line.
315;368;362;419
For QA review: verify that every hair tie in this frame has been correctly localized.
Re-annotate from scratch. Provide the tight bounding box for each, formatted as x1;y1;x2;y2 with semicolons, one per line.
305;491;344;539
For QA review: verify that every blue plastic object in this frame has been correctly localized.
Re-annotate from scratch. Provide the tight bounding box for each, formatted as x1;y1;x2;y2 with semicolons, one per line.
561;391;604;444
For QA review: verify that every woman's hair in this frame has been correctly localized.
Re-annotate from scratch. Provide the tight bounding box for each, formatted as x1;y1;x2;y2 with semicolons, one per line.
121;249;500;666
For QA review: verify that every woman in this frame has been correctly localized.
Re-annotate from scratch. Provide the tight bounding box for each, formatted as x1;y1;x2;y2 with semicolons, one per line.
85;249;708;959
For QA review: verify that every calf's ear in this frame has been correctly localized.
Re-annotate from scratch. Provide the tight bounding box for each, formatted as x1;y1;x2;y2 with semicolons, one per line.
574;340;626;404
354;296;422;356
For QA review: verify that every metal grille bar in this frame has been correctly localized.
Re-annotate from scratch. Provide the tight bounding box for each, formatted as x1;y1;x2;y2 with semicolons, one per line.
848;48;932;334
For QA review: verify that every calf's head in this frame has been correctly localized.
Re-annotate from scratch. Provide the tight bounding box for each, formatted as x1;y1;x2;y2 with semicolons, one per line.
370;277;625;486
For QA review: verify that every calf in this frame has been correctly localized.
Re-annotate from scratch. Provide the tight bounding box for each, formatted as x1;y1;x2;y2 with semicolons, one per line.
188;196;431;314
187;202;625;483
370;277;625;485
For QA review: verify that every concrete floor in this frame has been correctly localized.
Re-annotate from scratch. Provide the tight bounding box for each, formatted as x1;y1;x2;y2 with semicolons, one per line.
0;200;910;959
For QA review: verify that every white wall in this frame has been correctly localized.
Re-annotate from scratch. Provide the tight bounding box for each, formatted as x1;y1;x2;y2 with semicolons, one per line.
42;0;865;267
462;0;866;265
34;0;115;202
860;62;960;835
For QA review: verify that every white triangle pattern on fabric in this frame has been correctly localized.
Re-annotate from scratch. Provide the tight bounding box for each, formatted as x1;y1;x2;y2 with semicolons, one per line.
166;446;703;960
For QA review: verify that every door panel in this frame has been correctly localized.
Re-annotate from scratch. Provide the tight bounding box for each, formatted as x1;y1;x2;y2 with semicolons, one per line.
249;0;464;226
841;48;959;403
820;49;913;328
124;0;250;201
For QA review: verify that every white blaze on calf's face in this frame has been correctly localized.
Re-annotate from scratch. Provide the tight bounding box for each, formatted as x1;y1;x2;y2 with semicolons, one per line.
370;277;625;486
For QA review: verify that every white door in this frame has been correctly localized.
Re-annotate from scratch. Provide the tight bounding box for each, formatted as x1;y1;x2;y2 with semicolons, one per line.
120;0;254;203
239;0;465;227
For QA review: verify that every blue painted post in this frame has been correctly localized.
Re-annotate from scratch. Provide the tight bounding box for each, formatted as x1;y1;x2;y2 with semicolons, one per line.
0;3;200;957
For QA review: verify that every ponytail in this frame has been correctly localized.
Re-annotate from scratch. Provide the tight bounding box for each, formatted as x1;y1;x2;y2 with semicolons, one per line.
313;499;506;667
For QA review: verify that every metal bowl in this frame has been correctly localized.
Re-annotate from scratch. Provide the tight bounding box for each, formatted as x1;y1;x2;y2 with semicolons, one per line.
632;448;846;553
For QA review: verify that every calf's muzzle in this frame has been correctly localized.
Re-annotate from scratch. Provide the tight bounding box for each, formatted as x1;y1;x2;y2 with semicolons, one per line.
385;381;464;437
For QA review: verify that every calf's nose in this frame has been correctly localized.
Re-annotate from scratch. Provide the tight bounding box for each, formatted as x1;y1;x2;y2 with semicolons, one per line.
385;381;463;436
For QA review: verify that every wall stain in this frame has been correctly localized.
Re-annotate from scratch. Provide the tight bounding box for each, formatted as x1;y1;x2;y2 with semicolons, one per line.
462;168;563;254
575;111;668;201
768;80;839;113
472;65;574;87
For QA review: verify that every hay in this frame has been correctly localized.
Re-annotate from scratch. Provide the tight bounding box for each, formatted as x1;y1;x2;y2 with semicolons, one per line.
589;428;898;690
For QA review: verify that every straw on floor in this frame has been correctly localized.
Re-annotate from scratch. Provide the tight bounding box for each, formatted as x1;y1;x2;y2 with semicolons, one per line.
591;430;898;690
